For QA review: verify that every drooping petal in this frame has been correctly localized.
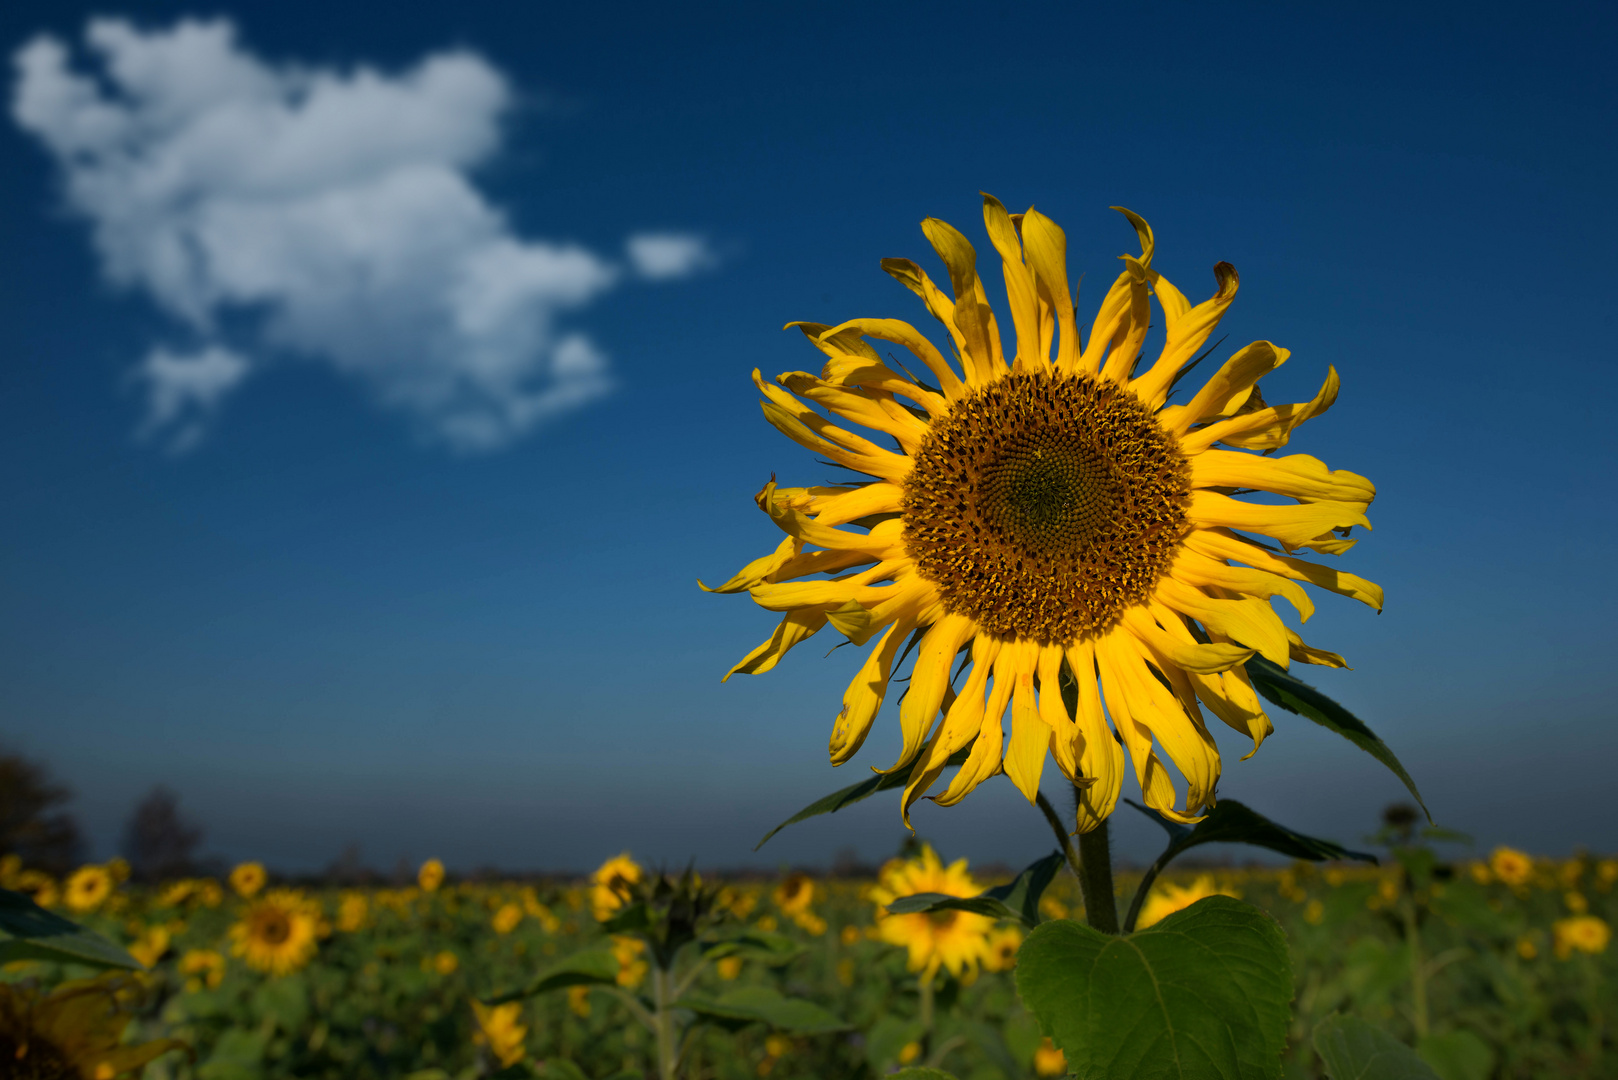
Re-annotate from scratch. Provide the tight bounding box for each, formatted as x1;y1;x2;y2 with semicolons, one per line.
1095;629;1213;825
900;635;1002;817
797;482;905;528
818;317;965;401
1156;575;1291;666
1036;644;1080;780
1002;642;1048;804
1146;599;1272;754
1129;261;1241;408
887;613;976;774
1120;605;1255;673
700;535;796;594
1186;490;1371;550
755;371;912;482
724;608;828;681
1184;528;1384;611
982;194;1045;372
921;218;1005;385
1180;366;1341;453
1163;341;1289;436
1190;450;1375;510
933;645;1014;806
1063;640;1125;833
778;372;931;450
1169;548;1315;622
830;615;918;764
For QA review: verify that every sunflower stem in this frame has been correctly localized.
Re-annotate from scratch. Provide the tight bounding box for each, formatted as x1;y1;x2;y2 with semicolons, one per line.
652;963;679;1080
1034;790;1082;878
1076;818;1120;935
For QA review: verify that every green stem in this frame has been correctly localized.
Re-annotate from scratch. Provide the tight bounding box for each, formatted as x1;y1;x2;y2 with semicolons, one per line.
1404;895;1428;1041
1077;818;1120;935
918;964;936;1044
653;964;678;1080
1034;790;1082;875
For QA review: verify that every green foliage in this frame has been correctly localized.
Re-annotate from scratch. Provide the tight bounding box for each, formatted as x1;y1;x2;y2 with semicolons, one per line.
890;1069;960;1080
755;748;971;849
1312;1015;1440;1080
682;985;850;1034
487;947;618;1005
885;850;1064;928
1244;657;1428;820
1416;1031;1495;1080
1017;896;1293;1080
0;885;142;969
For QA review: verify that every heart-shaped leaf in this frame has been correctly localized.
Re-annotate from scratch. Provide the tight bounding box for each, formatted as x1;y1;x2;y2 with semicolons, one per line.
1313;1015;1440;1080
0;887;143;971
681;985;849;1034
484;947;618;1005
1016;896;1292;1080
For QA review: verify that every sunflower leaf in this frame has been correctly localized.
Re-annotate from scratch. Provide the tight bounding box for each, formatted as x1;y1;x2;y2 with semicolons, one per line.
1312;1014;1441;1080
700;927;803;965
885;891;1019;923
1016;896;1292;1080
1244;656;1430;822
483;946;618;1005
0;887;143;970
681;986;850;1034
754;747;972;849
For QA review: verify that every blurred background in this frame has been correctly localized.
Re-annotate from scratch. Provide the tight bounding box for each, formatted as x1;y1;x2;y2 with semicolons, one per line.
2;0;1615;878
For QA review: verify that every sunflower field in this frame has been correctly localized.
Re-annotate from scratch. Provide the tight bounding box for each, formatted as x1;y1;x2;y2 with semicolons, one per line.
1;838;1612;1080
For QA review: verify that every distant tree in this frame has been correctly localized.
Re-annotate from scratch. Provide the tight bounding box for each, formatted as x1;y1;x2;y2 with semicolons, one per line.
0;749;85;875
121;785;204;883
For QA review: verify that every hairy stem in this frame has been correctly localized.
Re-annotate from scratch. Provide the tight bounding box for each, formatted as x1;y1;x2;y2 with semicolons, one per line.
653;964;679;1080
1077;819;1120;935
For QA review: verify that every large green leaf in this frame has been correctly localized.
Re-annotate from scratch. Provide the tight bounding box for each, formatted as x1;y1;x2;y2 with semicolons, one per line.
1016;896;1292;1080
484;947;618;1005
1244;657;1428;820
700;927;803;965
886;851;1064;928
1122;800;1375;932
1312;1015;1440;1080
681;986;850;1034
0;887;143;970
755;748;971;849
1415;1032;1494;1080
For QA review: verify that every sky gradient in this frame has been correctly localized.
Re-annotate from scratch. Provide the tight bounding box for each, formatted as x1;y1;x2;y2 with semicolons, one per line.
3;0;1615;876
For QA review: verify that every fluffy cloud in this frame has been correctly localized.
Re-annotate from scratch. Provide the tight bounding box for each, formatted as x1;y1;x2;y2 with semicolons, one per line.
12;18;713;452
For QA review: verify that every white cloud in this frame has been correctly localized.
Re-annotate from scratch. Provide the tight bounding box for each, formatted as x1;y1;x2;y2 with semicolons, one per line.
11;17;702;452
627;233;718;281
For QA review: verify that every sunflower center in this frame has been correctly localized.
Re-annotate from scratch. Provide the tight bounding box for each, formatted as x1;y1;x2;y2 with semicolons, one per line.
256;912;292;945
902;371;1189;644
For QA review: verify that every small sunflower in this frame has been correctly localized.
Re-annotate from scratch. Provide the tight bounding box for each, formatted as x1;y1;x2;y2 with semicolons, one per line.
984;925;1024;972
1553;915;1611;959
1136;874;1238;929
417;859;446;893
471;1000;527;1068
611;935;648;988
228;862;266;899
336;891;368;933
126;926;170;969
710;197;1381;831
1034;1037;1069;1077
1490;846;1533;887
178;949;226;992
773;873;815;917
589;853;643;921
868;845;993;979
492;902;523;935
229;889;320;976
0;974;185;1079
62;866;114;914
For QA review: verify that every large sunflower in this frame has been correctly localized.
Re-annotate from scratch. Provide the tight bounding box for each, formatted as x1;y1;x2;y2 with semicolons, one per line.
0;975;185;1078
229;889;320;976
710;196;1379;831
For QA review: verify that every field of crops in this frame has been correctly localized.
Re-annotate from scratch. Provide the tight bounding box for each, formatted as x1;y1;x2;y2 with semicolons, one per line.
1;842;1612;1080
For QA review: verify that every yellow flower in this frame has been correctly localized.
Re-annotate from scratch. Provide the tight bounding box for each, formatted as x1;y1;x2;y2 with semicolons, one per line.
0;974;185;1078
612;935;648;988
567;985;592;1018
719;886;759;920
1039;895;1069;921
492;902;523;934
984;926;1024;972
471;1000;526;1068
755;915;778;933
127;926;170;969
590;853;643;921
765;1034;792;1058
229;862;266;898
0;853;20;888
711;198;1378;831
229;890;320;976
1553;915;1611;959
1490;847;1533;887
1136;875;1238;929
1468;862;1492;885
179;949;226;991
433;950;459;975
839;924;861;947
104;859;130;884
868;845;993;979
1034;1037;1069;1076
417;859;445;893
1597;859;1618;887
773;873;815;917
1516;935;1538;960
15;870;58;908
898;1041;922;1065
336;892;368;932
63;866;114;913
717;956;744;980
1566;891;1589;914
1304;899;1326;925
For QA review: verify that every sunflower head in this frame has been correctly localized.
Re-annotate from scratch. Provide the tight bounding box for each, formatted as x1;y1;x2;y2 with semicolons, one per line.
772;872;815;917
336;891;368;932
491;902;523;934
62;867;113;914
589;853;644;921
1553;915;1611;959
983;925;1025;972
0;974;186;1079
229;889;319;977
228;862;266;899
417;858;446;893
1136;874;1238;929
471;1000;527;1068
178;949;226;992
1490;847;1534;887
711;196;1381;834
868;845;993;979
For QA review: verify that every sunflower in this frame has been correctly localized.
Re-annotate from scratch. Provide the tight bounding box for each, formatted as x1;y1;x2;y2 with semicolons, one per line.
1135;873;1238;929
492;902;523;934
1490;846;1533;887
229;890;320;976
471;1000;527;1068
773;872;816;917
336;891;368;932
709;197;1380;831
589;853;643;921
869;845;993;979
178;949;226;992
228;862;266;898
0;974;185;1078
1552;915;1611;959
983;925;1024;972
417;858;445;893
62;866;113;914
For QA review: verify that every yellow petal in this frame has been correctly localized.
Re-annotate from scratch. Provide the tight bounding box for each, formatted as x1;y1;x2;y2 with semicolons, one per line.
1190;450;1375;509
1156;576;1291;667
1129;262;1240;409
1020;209;1081;374
818;317;965;401
1164;340;1289;436
831;617;917;764
1036;645;1080;780
1184;528;1383;611
887;614;976;774
785;320;882;362
933;647;1013;807
723;609;828;681
1186;490;1371;550
1003;642;1048;804
1181;366;1341;453
1063;640;1125;832
1170;548;1315;622
1097;631;1218;820
777;372;930;450
920;218;1003;385
1120;605;1255;673
898;636;1003;816
1287;627;1349;668
981;194;1045;372
700;535;797;594
1144;599;1272;754
799;482;904;528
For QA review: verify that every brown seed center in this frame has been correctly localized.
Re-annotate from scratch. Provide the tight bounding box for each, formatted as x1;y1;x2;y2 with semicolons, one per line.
901;370;1189;644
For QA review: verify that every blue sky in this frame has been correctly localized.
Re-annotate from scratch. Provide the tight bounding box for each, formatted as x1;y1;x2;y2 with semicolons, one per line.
2;0;1615;875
